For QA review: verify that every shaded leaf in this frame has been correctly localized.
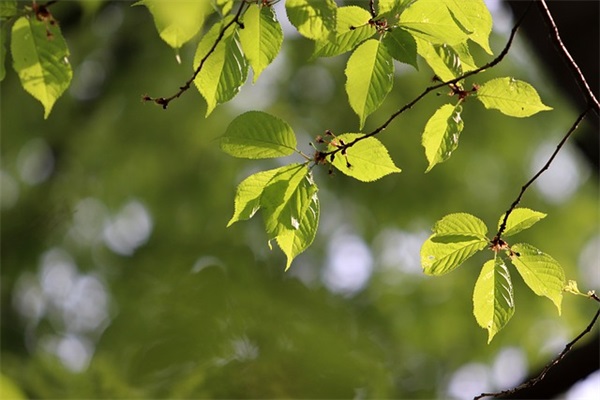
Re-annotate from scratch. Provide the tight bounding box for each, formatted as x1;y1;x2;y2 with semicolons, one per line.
415;39;476;81
220;111;297;159
378;0;416;17
473;258;515;343
345;39;394;129
510;243;565;313
399;0;468;45
326;133;401;182
421;234;488;275
476;77;552;117
422;103;464;172
312;6;373;59
0;0;17;18
286;0;336;41
383;28;418;69
11;16;72;118
498;208;547;237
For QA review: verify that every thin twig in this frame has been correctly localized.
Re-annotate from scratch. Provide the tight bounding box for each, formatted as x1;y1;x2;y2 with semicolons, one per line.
537;0;599;115
143;1;248;109
474;305;600;400
495;108;589;239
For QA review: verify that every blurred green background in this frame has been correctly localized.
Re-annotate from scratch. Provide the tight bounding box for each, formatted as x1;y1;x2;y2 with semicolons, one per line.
1;1;598;398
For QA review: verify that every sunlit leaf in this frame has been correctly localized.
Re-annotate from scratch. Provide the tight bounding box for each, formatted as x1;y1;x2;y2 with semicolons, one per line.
422;103;464;172
399;0;468;45
421;234;488;275
220;111;297;159
497;208;547;237
227;168;282;227
345;39;394;129
239;4;283;82
286;0;336;41
432;213;488;238
378;0;416;17
476;77;552;117
11;16;72;119
416;39;476;81
312;6;373;59
194;19;248;116
510;243;565;313
326;133;401;182
443;0;493;54
473;257;515;343
139;0;211;49
382;27;418;69
213;0;234;16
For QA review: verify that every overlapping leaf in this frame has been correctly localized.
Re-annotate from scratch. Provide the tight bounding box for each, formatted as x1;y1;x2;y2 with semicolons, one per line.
422;103;464;172
498;208;547;237
473;257;515;343
476;77;552;117
193;19;248;116
399;0;468;45
345;39;394;129
509;243;565;313
382;28;418;69
312;6;373;59
286;0;336;41
326;133;401;181
11;16;72;118
416;39;476;81
239;4;283;82
443;0;493;54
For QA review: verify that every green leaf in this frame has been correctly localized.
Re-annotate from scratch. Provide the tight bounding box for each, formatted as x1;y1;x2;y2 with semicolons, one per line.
0;0;17;18
227;168;281;227
239;4;283;82
473;257;515;343
432;213;488;238
415;39;476;81
399;0;468;45
382;28;418;69
220;111;297;159
443;0;493;54
312;6;373;59
378;0;416;17
193;19;248;116
421;234;488;276
498;208;547;237
11;16;72;119
285;0;337;41
213;0;234;16
476;77;552;117
326;133;401;182
422;103;464;172
0;24;7;82
139;0;211;49
345;39;394;129
510;243;565;313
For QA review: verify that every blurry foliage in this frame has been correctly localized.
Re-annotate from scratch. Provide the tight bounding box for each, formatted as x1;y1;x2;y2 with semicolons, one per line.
1;1;598;399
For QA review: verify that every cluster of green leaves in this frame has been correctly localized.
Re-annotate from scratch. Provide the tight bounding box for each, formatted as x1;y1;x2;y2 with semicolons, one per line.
421;208;566;342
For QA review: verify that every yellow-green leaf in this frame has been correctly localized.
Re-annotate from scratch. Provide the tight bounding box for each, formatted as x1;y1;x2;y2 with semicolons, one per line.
432;212;488;238
498;208;547;237
227;168;281;227
415;39;476;81
286;0;337;41
421;234;488;275
383;28;418;69
476;77;552;117
399;0;468;45
422;103;464;172
443;0;493;54
312;6;374;59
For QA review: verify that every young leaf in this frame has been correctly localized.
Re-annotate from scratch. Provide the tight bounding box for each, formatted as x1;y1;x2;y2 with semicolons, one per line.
432;213;488;238
11;16;72;119
473;257;515;343
509;243;565;313
422;103;464;172
378;0;415;17
312;6;373;59
443;0;493;54
220;111;297;159
498;208;547;237
227;168;282;227
382;28;418;69
399;0;468;45
476;77;552;117
421;234;488;276
415;39;476;81
239;4;283;82
326;133;401;182
193;20;248;116
139;0;211;50
345;39;394;129
285;0;337;41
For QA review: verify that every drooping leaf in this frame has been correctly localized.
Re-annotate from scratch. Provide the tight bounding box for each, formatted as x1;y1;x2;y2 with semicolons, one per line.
382;27;418;69
139;0;211;50
476;77;552;117
0;0;17;18
11;16;72;119
431;213;488;238
509;243;565;313
312;6;373;59
443;0;493;54
399;0;468;45
421;234;488;275
285;0;337;41
326;133;401;182
345;39;394;129
498;208;547;237
194;19;248;116
422;103;464;172
473;257;515;343
239;4;283;82
220;111;297;159
227;168;282;227
415;39;476;81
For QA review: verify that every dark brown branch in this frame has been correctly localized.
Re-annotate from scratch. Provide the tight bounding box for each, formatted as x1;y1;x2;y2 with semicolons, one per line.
495;108;589;239
324;0;533;159
368;0;376;18
474;305;600;400
143;1;248;110
537;0;600;115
